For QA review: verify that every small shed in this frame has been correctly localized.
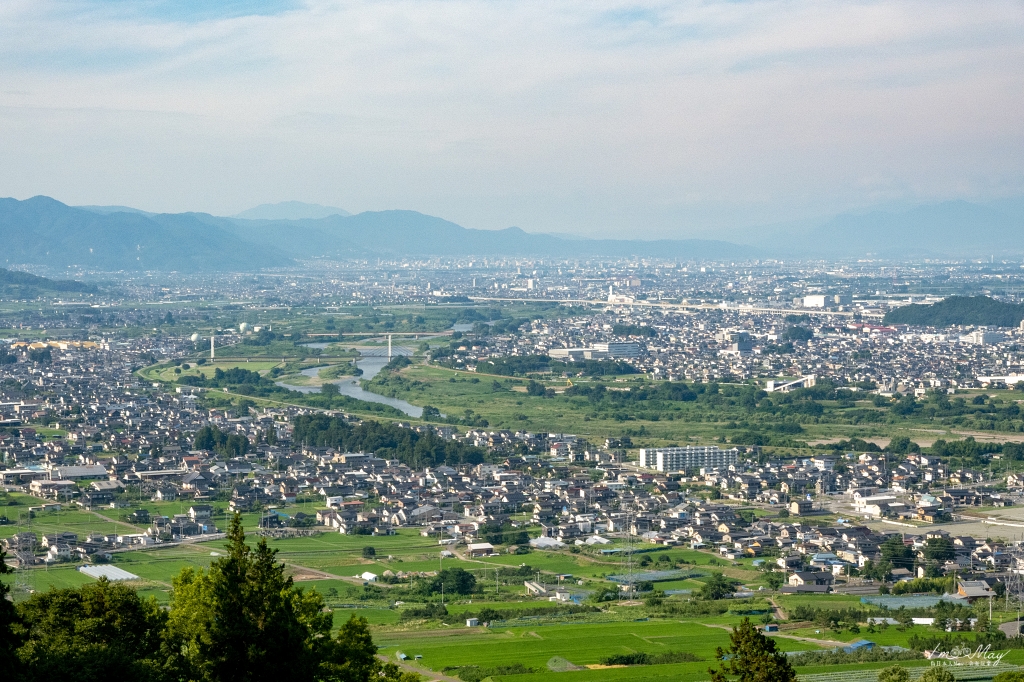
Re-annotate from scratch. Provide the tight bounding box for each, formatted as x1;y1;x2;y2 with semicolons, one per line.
466;618;479;627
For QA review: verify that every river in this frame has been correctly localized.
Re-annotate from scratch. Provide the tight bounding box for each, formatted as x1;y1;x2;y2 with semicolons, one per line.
275;356;423;417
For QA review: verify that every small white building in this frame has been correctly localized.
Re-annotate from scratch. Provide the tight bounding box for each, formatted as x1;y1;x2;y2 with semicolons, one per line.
467;542;495;557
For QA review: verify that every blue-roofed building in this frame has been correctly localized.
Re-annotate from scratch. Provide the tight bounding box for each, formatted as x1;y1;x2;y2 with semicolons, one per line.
844;640;875;653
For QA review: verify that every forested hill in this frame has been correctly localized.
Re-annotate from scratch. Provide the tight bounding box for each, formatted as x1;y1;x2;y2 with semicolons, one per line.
0;267;97;296
883;295;1024;327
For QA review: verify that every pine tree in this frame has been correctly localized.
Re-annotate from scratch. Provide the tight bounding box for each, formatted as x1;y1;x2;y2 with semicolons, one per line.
709;618;796;682
206;514;317;682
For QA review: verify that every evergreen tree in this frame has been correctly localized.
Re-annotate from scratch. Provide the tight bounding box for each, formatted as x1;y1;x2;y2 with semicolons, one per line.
709;618;796;682
0;548;24;680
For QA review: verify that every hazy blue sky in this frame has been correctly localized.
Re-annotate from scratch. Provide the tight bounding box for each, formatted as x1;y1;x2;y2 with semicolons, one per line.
1;0;1022;239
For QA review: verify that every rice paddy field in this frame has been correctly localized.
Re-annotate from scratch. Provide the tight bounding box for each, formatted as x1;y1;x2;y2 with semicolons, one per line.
376;620;819;682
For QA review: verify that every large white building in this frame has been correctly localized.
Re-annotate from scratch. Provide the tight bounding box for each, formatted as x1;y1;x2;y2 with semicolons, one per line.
591;342;640;359
638;446;739;472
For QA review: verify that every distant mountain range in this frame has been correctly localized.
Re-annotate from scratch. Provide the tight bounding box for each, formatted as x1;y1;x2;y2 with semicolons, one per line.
0;196;288;272
3;195;1023;272
0;196;753;272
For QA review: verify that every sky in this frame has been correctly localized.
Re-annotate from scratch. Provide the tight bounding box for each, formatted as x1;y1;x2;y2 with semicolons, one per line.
0;0;1022;240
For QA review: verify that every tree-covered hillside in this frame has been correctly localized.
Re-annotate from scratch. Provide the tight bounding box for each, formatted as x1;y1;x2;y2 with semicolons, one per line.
0;267;97;297
883;295;1024;327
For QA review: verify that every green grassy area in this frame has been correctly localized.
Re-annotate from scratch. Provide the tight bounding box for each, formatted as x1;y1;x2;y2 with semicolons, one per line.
377;620;817;682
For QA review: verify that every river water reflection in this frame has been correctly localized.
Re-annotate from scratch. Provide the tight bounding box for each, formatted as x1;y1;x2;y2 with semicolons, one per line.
275;356;422;417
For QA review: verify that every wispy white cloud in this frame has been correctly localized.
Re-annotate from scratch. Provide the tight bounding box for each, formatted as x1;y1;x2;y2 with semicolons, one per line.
0;0;1021;238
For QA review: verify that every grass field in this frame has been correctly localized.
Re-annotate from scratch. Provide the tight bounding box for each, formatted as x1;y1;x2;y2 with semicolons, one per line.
377;620;818;682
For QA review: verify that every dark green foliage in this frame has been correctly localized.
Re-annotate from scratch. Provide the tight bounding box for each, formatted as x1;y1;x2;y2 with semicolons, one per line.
0;548;24;678
472;354;637;377
698;572;738;600
422;568;476;595
880;535;915;570
781;326;814;342
923;538;955;562
27;348;51;364
14;578;167;682
292;414;488;468
788;648;920;666
193;425;250;457
443;663;535;681
242;330;284;346
526;380;547;397
381;356;412;372
0;267;97;297
161;514;413;682
602;651;703;666
993;671;1024;682
883;295;1024;327
888;435;921;454
828;437;882;452
612;324;656;337
709;618;796;682
479;523;529;546
361;546;376;558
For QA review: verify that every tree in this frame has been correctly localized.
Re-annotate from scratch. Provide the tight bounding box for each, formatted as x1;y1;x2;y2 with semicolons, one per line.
164;514;324;682
878;665;911;682
764;572;785;592
920;667;956;682
709;618;796;682
0;547;24;679
896;607;914;631
923;538;955;563
880;535;914;571
699;573;737;601
15;578;167;682
361;547;376;559
321;383;340;398
424;568;476;596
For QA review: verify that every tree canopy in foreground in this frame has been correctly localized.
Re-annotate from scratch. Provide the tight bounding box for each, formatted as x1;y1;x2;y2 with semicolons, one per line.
0;518;418;682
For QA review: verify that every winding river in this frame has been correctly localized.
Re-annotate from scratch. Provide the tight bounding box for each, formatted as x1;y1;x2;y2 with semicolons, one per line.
275;355;423;418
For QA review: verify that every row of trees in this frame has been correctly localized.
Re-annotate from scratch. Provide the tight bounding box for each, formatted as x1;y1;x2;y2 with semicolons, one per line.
0;516;417;682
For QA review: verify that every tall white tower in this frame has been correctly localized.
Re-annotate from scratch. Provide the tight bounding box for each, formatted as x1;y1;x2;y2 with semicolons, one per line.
210;335;215;360
388;334;392;360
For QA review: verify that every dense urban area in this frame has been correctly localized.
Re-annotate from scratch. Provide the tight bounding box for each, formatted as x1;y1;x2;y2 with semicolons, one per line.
7;258;1024;682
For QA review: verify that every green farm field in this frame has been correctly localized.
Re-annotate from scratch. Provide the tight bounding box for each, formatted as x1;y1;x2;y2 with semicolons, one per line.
377;620;818;682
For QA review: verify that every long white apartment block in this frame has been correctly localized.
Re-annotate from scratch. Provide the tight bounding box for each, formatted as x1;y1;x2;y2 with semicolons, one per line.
638;445;739;472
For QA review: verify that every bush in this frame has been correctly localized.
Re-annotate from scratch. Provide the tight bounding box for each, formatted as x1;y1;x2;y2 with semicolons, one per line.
361;546;376;558
878;665;911;682
602;651;703;666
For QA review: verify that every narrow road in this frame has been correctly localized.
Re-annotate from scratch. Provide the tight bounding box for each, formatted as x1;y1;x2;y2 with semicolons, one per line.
700;623;845;649
378;653;462;682
768;596;787;621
